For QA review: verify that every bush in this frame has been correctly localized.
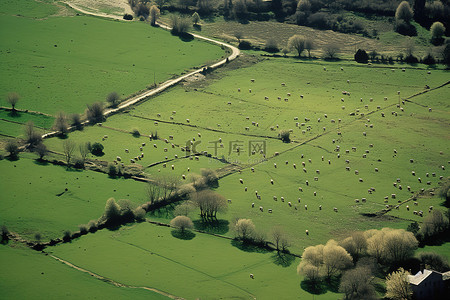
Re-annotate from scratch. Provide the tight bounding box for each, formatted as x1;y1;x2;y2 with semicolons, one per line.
5;140;19;159
70;113;83;130
102;198;121;226
422;53;436;65
87;220;98;233
72;157;84;169
264;38;279;53
238;40;252;50
170;216;194;233
201;168;219;186
354;49;369;63
134;207;146;222
53;112;69;136
78;224;88;235
417;252;450;273
395;20;417;36
62;230;71;242
1;225;9;241
90;142;104;156
123;13;133;20
278;130;290;142
25;121;42;146
107;163;117;177
404;54;419;64
170;15;191;36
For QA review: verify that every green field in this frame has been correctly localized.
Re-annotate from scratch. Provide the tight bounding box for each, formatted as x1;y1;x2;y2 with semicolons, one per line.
0;2;225;116
0;244;167;299
0;153;147;241
49;222;340;300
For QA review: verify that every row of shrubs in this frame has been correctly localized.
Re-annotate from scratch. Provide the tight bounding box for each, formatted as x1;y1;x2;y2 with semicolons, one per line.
354;48;445;65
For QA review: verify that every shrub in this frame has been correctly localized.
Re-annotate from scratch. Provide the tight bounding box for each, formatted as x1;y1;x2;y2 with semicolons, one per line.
264;38;279;53
395;20;417;36
288;35;305;57
72;157;85;169
150;5;160;26
103;198;121;226
354;49;369;63
53;112;69;136
131;128;140;137
278;130;290;142
5;140;19;158
201;168;219;186
70;113;83;130
24;121;42;147
1;225;9;241
86;102;104;124
78;224;88;235
6;92;20;112
192;12;200;25
238;40;252;50
107;163;117;177
395;1;413;23
430;22;445;45
423;53;436;65
87;220;98;233
170;15;191;36
135;3;149;19
123;13;133;20
62;230;71;242
90;142;104;156
134;207;146;222
404;54;419;64
417;252;450;273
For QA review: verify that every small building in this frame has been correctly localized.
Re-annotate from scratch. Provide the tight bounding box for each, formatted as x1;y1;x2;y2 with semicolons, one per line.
407;269;445;300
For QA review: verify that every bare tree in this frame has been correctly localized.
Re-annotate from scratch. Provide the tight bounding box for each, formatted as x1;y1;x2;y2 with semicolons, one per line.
79;142;89;164
150;5;160;26
70;113;83;130
191;189;227;220
385;268;412;300
24;121;42;147
271;226;289;251
5;140;19;159
35;143;48;160
304;38;314;57
86;102;104;124
170;215;194;233
395;1;413;23
234;31;243;43
106;92;120;107
174;202;194;216
324;43;340;59
339;265;377;300
323;240;353;279
288;34;306;57
147;182;162;204
6;92;19;112
62;140;76;165
192;12;200;25
53;112;69;136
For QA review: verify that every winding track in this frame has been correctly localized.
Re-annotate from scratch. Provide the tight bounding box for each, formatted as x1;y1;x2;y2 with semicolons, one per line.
63;1;240;118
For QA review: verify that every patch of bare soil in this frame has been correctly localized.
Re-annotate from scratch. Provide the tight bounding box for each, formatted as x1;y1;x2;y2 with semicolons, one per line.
67;0;132;16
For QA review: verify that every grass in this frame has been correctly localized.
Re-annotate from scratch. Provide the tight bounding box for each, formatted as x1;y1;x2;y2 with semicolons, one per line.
0;7;225;115
0;153;148;241
0;0;59;19
50;222;340;299
416;243;450;260
0;109;54;129
0;244;167;299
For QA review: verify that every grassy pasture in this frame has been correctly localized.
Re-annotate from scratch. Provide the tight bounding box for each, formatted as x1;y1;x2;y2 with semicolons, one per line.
0;245;165;299
50;222;340;299
0;153;147;241
0;0;58;19
0;8;225;115
111;58;449;250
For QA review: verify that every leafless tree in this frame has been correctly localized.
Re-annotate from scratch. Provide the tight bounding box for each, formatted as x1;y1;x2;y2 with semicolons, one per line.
6;92;19;112
62;140;76;165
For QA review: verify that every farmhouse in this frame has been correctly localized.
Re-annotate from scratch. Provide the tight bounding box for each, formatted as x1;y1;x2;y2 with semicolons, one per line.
407;268;445;300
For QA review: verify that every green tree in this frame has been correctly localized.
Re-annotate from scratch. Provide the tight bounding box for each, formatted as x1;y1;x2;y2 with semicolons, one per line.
385;268;412;300
395;1;413;23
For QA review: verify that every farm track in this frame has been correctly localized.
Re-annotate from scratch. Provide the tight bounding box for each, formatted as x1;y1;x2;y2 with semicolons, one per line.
49;254;185;300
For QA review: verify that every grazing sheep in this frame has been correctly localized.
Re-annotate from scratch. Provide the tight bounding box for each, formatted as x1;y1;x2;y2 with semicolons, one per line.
125;149;129;153
116;156;121;161
359;178;363;182
268;209;273;213
249;89;252;93
252;203;255;208
245;187;248;191
259;206;263;212
228;199;232;203
288;202;292;207
406;205;409;211
305;230;309;235
418;177;422;183
257;195;261;200
274;163;277;168
355;199;360;203
313;191;317;196
270;179;274;185
140;146;143;151
182;174;186;180
273;196;277;201
355;170;359;175
281;83;286;86
281;197;285;202
298;198;301;203
361;198;366;203
391;194;396;199
305;205;308;210
375;168;379;172
239;178;244;184
293;164;297;169
319;205;322;210
300;95;304;98
298;187;303;192
334;207;338;212
251;167;255;172
186;119;190;123
250;274;254;279
306;180;309;186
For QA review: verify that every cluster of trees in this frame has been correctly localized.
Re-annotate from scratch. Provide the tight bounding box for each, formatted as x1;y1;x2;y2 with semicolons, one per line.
297;228;420;297
409;209;450;245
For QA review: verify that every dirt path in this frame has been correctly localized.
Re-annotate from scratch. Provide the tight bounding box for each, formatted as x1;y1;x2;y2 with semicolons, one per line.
62;2;240;118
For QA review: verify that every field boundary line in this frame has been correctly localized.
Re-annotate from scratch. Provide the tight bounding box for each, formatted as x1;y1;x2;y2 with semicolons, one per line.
48;254;185;299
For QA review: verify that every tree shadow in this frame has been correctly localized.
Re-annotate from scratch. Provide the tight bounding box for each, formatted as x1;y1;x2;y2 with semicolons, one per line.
193;219;229;235
300;279;327;295
193;24;201;31
34;159;49;166
323;276;341;293
231;239;270;254
271;252;295;267
7;111;20;118
5;155;19;161
171;230;195;240
178;32;194;42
